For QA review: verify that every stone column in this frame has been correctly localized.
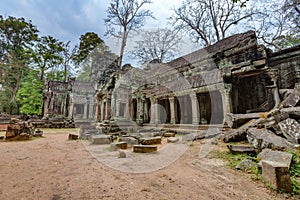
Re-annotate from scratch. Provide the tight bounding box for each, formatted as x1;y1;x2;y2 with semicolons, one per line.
105;96;111;120
169;97;176;124
83;100;88;119
221;84;233;124
143;99;149;123
190;93;200;125
68;95;74;119
150;97;159;125
266;69;280;108
101;100;105;121
115;100;120;117
136;97;144;125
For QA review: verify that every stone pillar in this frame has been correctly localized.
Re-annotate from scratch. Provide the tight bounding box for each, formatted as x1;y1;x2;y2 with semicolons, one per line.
101;100;105;121
266;69;280;108
105;96;111;120
136;97;144;125
89;100;94;119
83;100;88;119
150;97;159;125
221;84;233;124
190;93;200;125
116;100;120;117
169;97;176;124
95;100;100;121
68;95;74;119
143;99;149;123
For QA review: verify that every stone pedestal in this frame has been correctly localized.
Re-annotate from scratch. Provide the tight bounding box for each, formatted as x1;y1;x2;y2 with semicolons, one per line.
262;161;292;192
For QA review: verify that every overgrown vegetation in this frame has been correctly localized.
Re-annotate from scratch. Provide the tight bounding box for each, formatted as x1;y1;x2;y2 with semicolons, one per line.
213;148;300;196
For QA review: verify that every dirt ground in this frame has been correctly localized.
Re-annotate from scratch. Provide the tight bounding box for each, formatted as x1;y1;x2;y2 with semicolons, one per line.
0;129;290;200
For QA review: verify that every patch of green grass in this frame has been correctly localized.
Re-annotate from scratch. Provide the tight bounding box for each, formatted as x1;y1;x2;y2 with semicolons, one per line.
289;150;300;195
213;150;256;169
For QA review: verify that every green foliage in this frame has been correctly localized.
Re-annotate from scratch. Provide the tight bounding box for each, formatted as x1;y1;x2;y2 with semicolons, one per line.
0;15;39;114
16;70;43;115
74;32;103;64
289;150;300;195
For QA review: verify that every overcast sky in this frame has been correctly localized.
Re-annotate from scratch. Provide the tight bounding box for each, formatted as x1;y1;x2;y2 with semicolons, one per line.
0;0;193;63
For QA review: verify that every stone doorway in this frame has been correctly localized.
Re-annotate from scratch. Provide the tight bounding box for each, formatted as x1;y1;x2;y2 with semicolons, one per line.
176;95;192;124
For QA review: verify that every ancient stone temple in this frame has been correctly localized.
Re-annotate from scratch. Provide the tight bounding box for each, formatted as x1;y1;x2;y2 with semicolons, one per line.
95;31;300;127
42;78;95;121
70;81;95;120
42;78;74;119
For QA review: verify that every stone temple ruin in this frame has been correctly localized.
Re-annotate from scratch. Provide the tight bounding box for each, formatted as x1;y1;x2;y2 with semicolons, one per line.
95;31;300;128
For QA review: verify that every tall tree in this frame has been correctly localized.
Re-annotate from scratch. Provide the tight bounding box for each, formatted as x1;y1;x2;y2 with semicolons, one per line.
169;0;255;46
249;0;300;50
74;32;104;64
105;0;153;68
0;16;38;114
31;35;64;81
130;28;182;64
61;41;78;82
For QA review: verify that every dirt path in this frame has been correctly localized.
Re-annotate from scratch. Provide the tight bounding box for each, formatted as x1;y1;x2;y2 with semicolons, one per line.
0;129;287;200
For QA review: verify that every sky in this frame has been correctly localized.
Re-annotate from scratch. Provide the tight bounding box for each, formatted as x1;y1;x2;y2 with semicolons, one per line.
0;0;196;65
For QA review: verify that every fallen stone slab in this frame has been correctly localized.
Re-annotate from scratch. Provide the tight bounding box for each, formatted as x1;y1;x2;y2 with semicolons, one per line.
262;161;292;193
227;145;256;154
227;113;262;128
247;128;292;150
278;118;300;144
164;132;176;137
91;135;111;145
257;148;292;169
111;142;127;151
140;136;162;145
167;137;179;143
236;159;256;171
133;145;157;153
223;118;262;143
68;134;79;140
182;132;206;141
281;90;300;108
119;136;139;145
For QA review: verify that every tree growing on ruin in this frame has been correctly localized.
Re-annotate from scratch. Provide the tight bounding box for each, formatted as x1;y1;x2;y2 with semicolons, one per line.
105;0;153;68
169;0;255;46
129;28;182;64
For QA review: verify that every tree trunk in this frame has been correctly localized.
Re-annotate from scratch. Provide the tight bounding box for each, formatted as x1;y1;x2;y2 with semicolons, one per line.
118;30;128;68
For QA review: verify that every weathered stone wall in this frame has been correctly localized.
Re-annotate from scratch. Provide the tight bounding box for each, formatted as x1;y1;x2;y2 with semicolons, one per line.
268;46;300;89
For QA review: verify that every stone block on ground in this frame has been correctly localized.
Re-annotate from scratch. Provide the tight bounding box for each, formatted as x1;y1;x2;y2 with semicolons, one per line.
68;134;79;140
257;148;292;169
133;145;157;153
118;150;126;158
34;129;43;137
278;118;300;144
262;161;292;193
236;159;256;171
167;137;179;143
140;136;161;145
281;91;300;108
91;135;111;145
111;142;127;151
247;128;292;150
164;132;176;137
227;145;256;154
119;136;139;145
